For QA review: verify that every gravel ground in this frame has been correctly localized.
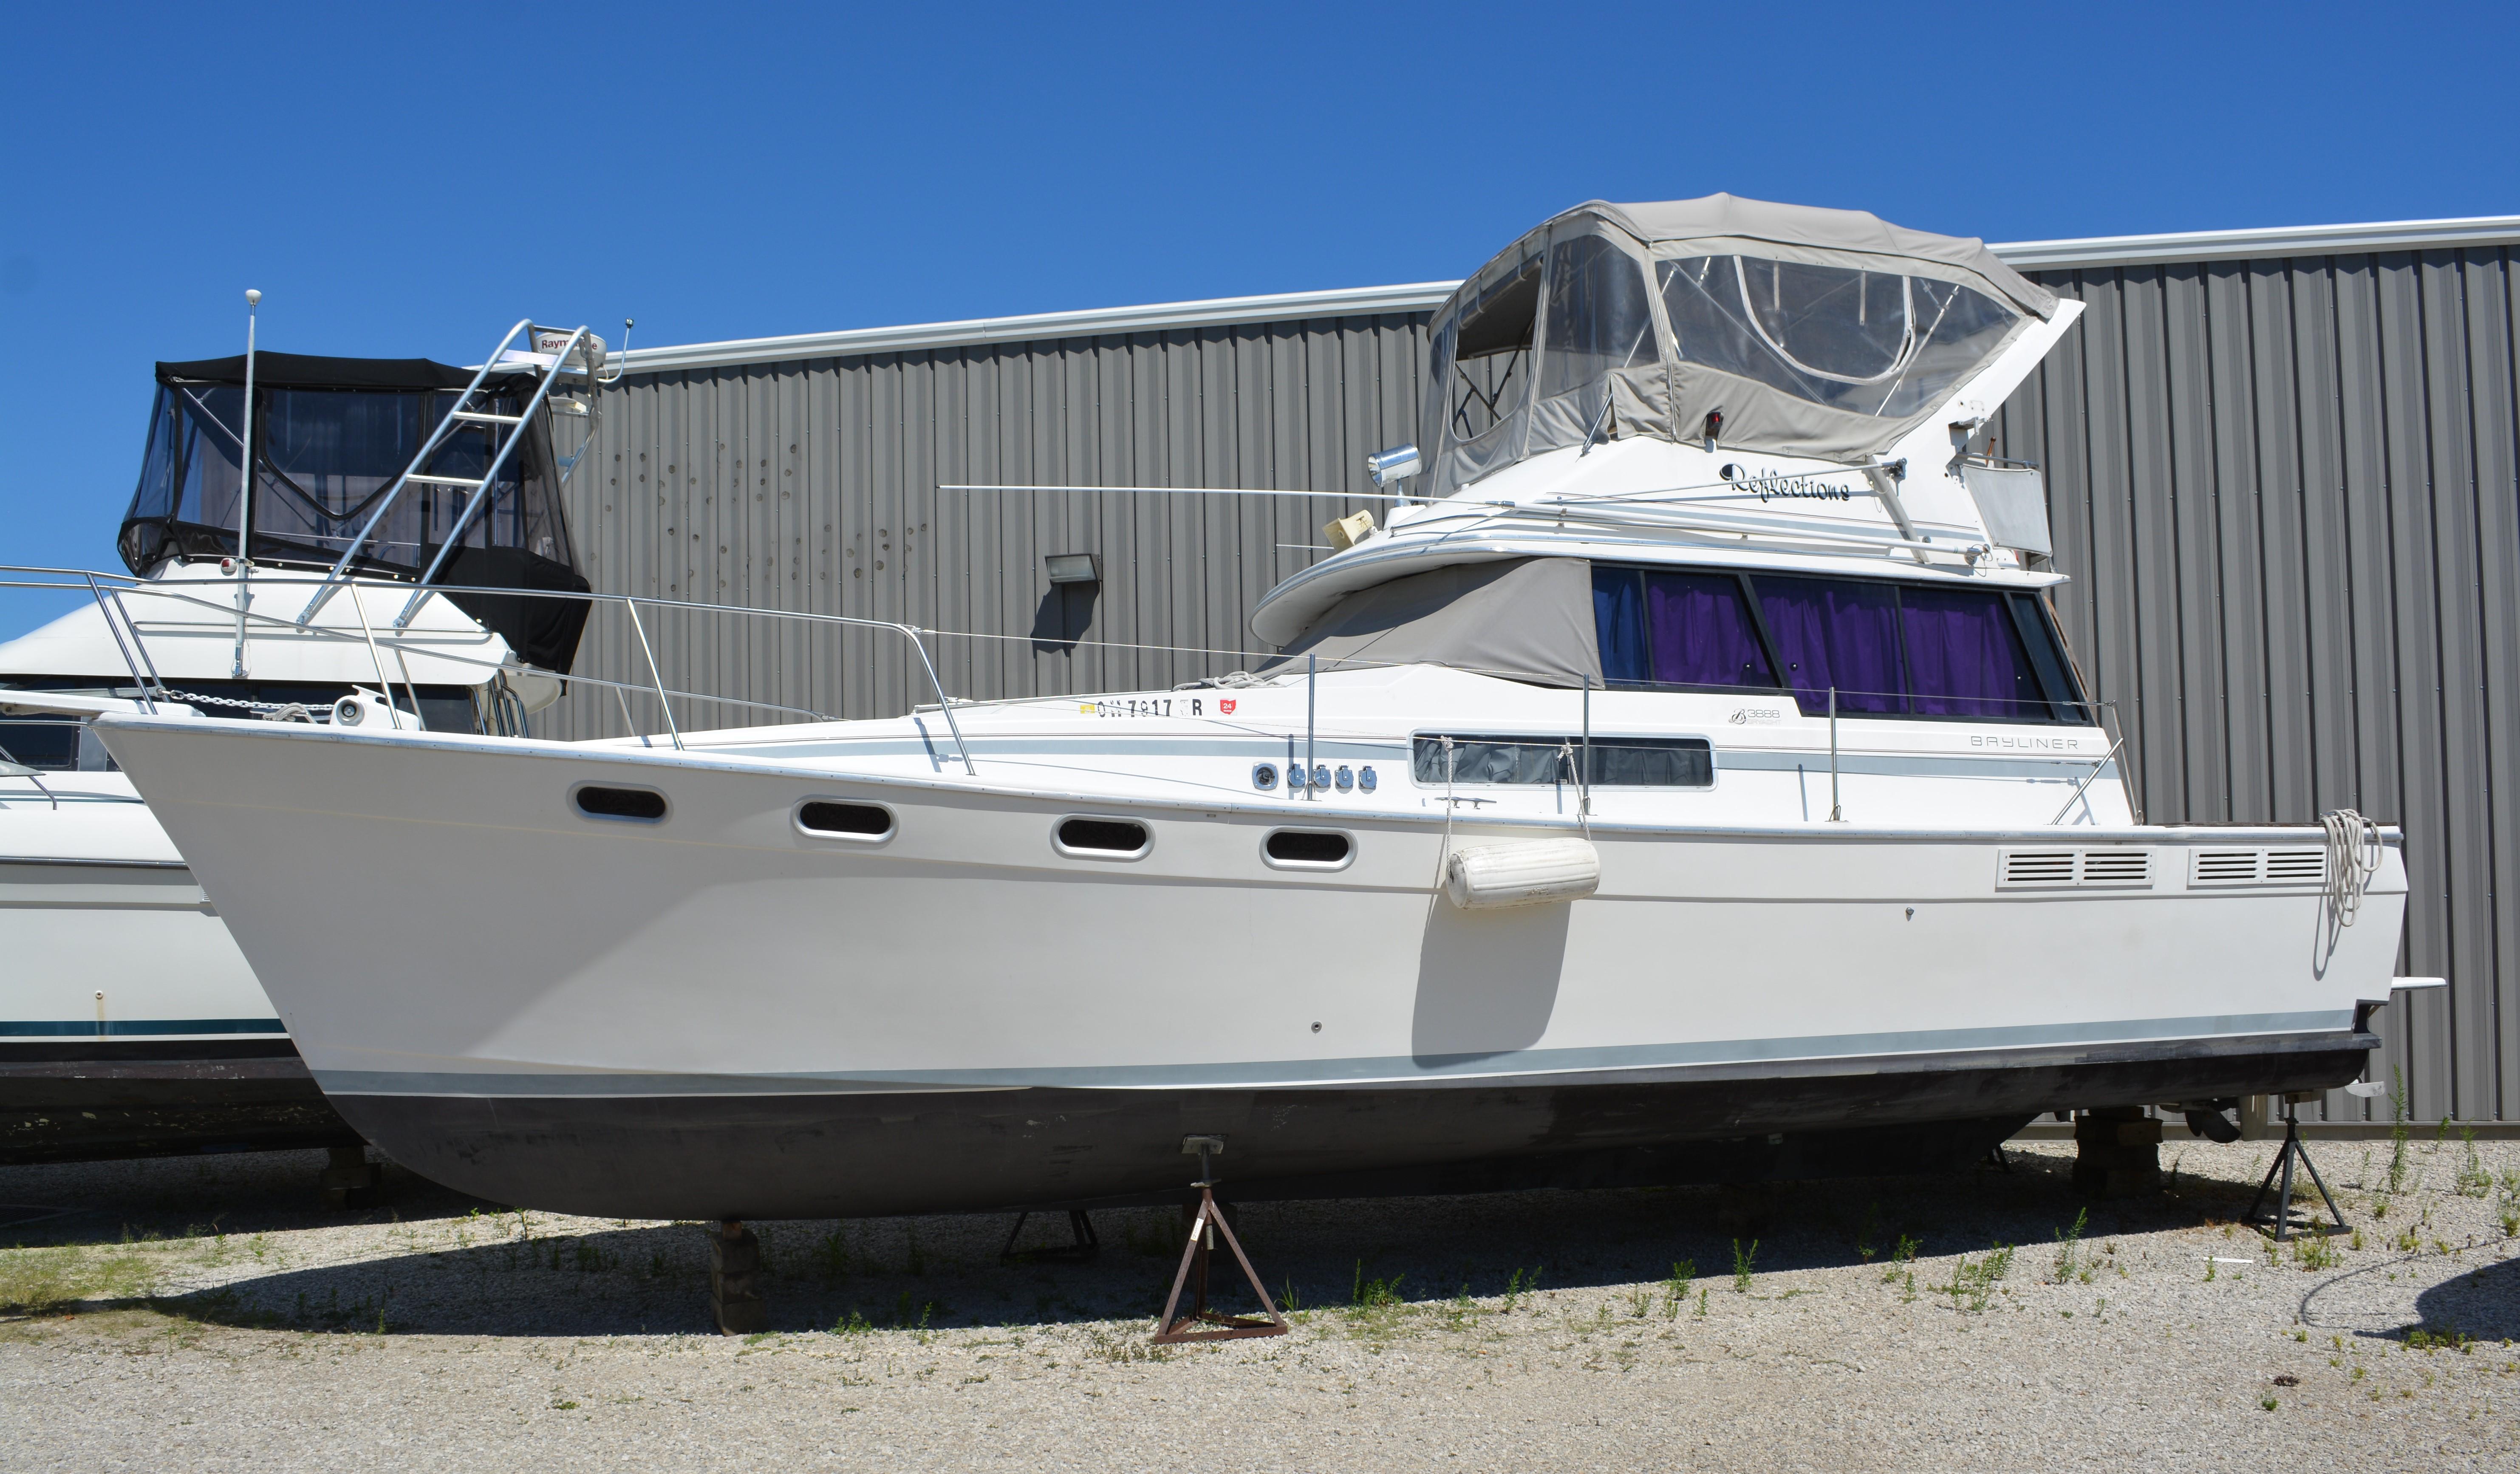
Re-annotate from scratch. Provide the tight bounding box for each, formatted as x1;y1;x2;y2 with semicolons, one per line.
3;1132;2515;1471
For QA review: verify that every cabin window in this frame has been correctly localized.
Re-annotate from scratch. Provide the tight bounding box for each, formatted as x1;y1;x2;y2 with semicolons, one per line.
1594;568;1776;689
1412;735;1714;789
1055;816;1149;857
574;784;667;822
796;800;894;839
1590;564;2085;722
1264;829;1353;867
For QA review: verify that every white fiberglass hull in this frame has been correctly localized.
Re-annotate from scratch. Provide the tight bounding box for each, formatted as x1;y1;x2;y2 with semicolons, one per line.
0;773;355;1162
97;698;2404;1218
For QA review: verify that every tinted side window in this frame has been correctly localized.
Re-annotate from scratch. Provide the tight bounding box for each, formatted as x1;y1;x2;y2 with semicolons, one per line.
1756;576;1904;714
1898;585;2046;720
1592;568;1777;690
1413;735;1713;788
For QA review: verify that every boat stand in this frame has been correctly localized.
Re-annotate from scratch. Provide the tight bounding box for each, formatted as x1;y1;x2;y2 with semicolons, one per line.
1152;1135;1287;1345
999;1208;1099;1264
2244;1105;2347;1242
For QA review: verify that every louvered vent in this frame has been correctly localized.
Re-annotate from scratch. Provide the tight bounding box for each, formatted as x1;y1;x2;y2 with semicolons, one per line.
2192;850;2264;885
2079;850;2152;885
2264;849;2326;883
1997;849;2155;890
1999;850;2078;886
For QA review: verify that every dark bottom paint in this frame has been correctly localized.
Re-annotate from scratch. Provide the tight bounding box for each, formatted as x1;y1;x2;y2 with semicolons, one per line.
0;1039;362;1165
331;1044;2373;1220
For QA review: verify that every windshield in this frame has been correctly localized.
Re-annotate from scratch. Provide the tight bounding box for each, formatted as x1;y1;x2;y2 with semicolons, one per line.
1658;256;2018;420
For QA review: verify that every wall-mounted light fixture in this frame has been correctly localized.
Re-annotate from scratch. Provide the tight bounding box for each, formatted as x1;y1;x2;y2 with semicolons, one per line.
1044;552;1101;586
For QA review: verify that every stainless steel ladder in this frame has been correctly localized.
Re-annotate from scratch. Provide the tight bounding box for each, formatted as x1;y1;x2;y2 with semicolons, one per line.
294;319;606;629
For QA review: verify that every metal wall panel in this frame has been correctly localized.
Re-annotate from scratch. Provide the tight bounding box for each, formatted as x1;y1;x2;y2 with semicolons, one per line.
556;249;2519;1123
1998;247;2520;1126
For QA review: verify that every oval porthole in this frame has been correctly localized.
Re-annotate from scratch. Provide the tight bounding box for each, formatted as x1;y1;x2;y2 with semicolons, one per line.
574;784;667;823
1055;816;1150;858
1264;829;1352;869
797;800;894;840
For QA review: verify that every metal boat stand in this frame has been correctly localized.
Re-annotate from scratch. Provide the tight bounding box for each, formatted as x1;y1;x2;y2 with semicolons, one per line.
999;1209;1100;1265
1152;1135;1287;1345
2244;1103;2347;1242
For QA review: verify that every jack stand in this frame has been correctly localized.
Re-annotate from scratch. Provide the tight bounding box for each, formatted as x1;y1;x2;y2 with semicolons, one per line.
1152;1135;1287;1346
319;1144;384;1210
709;1219;767;1335
1000;1209;1099;1265
2245;1103;2347;1243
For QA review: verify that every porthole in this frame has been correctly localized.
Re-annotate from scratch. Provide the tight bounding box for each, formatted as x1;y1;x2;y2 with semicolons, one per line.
1264;828;1353;870
1054;816;1150;859
796;800;894;841
574;784;667;823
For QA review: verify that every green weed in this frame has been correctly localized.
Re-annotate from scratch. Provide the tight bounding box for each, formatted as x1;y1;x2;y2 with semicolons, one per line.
1662;1260;1697;1319
1730;1239;1758;1294
1943;1244;2014;1313
2051;1207;2089;1284
2291;1234;2343;1271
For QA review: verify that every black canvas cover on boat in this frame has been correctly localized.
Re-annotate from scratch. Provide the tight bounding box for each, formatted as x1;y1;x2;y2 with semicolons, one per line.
1266;557;1602;688
120;354;590;673
154;354;533;393
435;546;593;674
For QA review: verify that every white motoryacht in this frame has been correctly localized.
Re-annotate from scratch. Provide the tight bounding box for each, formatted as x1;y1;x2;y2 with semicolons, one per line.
96;199;2410;1219
1;327;600;1162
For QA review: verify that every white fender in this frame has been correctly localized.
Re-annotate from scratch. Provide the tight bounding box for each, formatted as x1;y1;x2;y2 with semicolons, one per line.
1443;837;1600;909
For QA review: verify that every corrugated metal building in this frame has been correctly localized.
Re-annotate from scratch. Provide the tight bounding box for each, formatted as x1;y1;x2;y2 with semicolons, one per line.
556;214;2520;1130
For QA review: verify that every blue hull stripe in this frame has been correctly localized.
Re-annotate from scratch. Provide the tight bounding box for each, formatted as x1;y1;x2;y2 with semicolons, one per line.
1;1018;288;1037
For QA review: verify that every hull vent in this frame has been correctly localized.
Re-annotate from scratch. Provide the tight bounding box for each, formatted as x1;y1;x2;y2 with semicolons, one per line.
1997;848;2153;889
2192;848;2326;887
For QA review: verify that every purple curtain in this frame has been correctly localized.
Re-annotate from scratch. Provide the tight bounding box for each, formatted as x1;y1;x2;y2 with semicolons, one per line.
1645;572;1775;687
1899;586;2039;717
1756;577;1903;713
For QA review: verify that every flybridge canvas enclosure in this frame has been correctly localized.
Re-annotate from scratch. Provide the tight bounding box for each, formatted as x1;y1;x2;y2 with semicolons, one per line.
121;354;592;670
1421;195;2060;495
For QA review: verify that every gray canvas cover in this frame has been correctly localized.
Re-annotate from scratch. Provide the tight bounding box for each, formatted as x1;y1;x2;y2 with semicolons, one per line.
1264;557;1601;687
1423;195;2056;492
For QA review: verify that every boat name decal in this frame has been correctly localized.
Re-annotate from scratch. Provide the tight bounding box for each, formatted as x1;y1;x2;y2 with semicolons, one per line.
1968;734;2084;750
1735;470;1857;502
1080;698;1204;718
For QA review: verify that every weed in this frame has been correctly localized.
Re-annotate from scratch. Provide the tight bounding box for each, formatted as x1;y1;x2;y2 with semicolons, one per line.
0;1245;156;1314
2350;1228;2366;1252
2407;1326;2474;1354
1898;1272;1916;1304
815;1226;853;1282
1855;1203;1880;1264
1625;1287;1655;1318
2497;1168;2520;1239
1882;1234;1920;1285
1500;1266;1542;1313
1662;1260;1697;1319
552;1399;579;1411
1695;1287;1710;1318
2455;1130;2492;1197
2052;1207;2089;1284
2292;1234;2343;1272
1350;1262;1406;1310
1730;1239;1759;1294
2387;1069;2410;1194
572;1241;606;1273
2205;1259;2216;1283
1281;1279;1305;1315
831;1309;874;1335
2260;1395;2278;1412
1943;1244;2014;1313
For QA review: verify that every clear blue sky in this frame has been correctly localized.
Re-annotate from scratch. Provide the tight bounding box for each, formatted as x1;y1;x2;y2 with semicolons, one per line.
5;1;2515;634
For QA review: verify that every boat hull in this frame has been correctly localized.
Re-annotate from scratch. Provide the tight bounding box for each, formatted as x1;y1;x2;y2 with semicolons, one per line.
328;1044;2367;1219
0;792;359;1163
96;716;2407;1219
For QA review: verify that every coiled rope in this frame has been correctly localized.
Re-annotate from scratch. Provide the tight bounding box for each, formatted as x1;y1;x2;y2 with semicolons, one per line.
2321;808;2384;926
